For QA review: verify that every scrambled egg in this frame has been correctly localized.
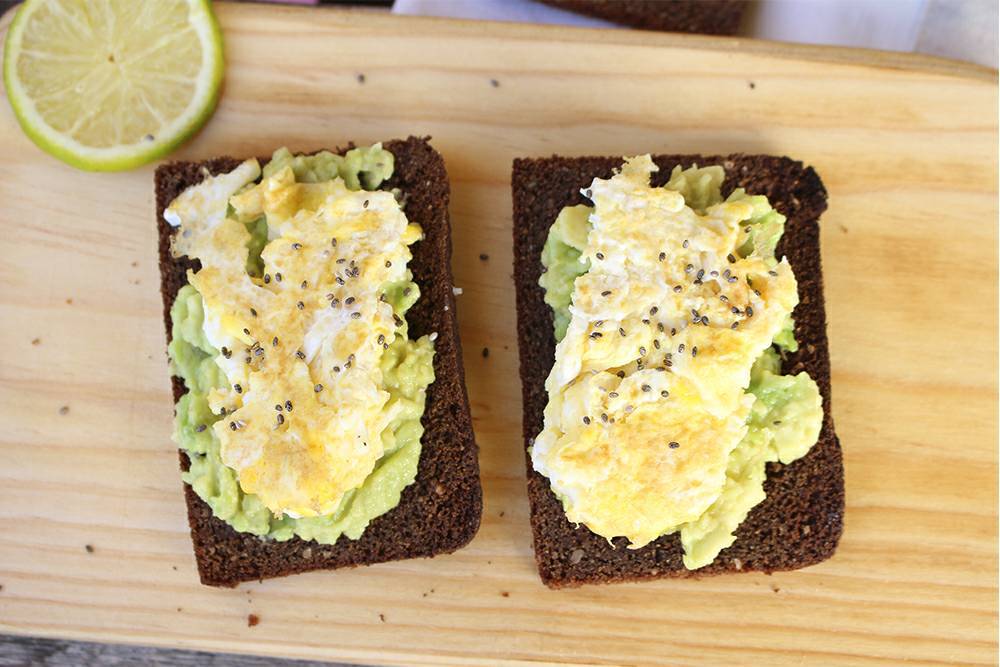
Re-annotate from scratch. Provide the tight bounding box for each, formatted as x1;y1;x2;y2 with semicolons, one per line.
165;161;423;518
531;155;800;548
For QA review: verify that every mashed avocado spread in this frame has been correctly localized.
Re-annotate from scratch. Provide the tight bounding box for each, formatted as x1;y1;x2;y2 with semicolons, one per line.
539;163;822;569
168;147;435;544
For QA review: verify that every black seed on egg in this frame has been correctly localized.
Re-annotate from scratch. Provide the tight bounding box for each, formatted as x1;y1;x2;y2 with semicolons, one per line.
769;270;778;276
609;391;619;398
641;384;651;392
732;322;739;329
583;416;591;425
692;346;698;357
195;424;207;433
285;400;293;412
601;290;612;297
243;328;250;335
746;306;754;318
674;285;682;293
661;390;669;398
345;296;355;305
728;254;736;263
685;264;693;273
659;252;666;261
696;269;705;281
275;404;283;412
264;274;271;284
678;344;685;353
234;383;242;393
276;413;284;426
619;327;626;337
351;312;362;319
601;413;608;423
296;350;305;359
297;301;304;310
596;252;604;260
682;239;689;248
275;273;282;282
669;441;680;449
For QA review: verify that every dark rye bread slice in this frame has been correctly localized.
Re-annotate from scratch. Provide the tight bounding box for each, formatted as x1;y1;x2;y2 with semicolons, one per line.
512;153;844;588
156;136;481;587
540;0;747;35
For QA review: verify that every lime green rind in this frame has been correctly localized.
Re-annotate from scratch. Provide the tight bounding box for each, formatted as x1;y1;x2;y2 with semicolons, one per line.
2;0;224;172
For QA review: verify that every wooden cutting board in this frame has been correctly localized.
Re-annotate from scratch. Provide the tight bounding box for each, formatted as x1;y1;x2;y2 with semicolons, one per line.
0;4;996;666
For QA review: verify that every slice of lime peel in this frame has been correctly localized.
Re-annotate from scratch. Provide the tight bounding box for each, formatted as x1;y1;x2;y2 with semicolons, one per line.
2;0;224;171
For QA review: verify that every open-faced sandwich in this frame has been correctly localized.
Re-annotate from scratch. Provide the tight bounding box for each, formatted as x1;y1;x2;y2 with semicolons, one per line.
512;152;844;587
156;136;481;587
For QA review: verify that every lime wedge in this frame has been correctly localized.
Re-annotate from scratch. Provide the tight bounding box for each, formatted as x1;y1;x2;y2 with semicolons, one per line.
3;0;224;171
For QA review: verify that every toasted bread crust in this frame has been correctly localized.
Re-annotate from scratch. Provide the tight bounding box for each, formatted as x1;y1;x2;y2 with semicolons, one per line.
512;153;843;587
156;137;482;587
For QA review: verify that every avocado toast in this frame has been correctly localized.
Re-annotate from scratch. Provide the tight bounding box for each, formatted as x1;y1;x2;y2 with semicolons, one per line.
512;153;843;588
157;136;481;587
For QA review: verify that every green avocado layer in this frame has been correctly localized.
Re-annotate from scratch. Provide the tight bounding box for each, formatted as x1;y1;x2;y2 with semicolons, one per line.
168;147;435;545
539;164;822;569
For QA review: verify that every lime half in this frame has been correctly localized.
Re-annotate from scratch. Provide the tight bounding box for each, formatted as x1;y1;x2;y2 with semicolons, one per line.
2;0;224;171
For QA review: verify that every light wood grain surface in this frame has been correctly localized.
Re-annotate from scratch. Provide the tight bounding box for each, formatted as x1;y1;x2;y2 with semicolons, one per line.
0;4;997;666
0;633;352;667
